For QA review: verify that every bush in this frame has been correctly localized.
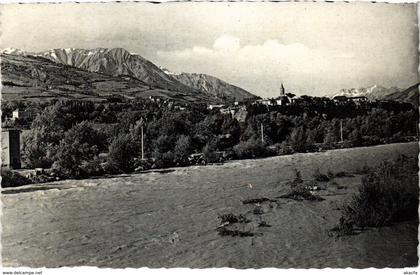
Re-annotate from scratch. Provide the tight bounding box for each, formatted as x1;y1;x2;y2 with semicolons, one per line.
313;169;330;182
233;139;269;159
219;213;250;224
337;156;418;233
80;159;104;177
289;169;303;189
243;197;273;204
133;158;153;171
217;226;254;237
217;213;254;237
282;169;325;201
1;171;33;188
279;189;325;201
202;142;219;163
354;164;372;175
258;221;272;227
253;205;264;215
334;171;354;178
153;151;175;168
276;141;294;155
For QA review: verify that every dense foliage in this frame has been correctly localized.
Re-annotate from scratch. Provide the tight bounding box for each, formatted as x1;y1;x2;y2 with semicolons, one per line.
332;155;419;236
5;96;416;179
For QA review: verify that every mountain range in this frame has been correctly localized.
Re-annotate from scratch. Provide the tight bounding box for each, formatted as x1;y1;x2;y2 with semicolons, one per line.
382;83;419;106
1;47;257;104
170;72;256;101
1;47;417;106
331;84;418;106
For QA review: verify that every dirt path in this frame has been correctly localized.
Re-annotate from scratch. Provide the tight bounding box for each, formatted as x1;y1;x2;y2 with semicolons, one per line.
2;142;418;268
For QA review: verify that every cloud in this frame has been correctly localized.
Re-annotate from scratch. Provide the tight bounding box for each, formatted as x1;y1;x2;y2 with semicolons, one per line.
155;35;407;97
213;34;241;50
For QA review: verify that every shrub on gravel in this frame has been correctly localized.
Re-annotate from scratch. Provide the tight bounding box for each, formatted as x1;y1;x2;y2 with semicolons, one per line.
217;213;254;237
282;169;325;201
334;171;354;178
333;155;419;235
313;169;331;182
218;213;250;224
217;226;254;237
279;189;325;201
242;197;275;204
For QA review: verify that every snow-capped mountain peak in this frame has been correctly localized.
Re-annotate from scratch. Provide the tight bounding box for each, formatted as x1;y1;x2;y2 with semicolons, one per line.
159;66;176;75
1;48;28;55
331;85;401;100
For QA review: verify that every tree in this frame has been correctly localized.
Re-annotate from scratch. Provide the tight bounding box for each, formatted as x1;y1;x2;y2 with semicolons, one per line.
305;129;317;150
219;116;241;149
107;133;136;173
349;129;362;147
289;126;307;152
21;104;66;168
151;135;177;168
52;121;100;178
233;138;268;159
323;128;337;147
202;141;218;163
274;116;293;143
174;135;192;165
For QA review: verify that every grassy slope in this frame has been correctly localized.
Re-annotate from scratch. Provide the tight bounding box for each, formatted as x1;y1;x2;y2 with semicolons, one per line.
1;54;216;104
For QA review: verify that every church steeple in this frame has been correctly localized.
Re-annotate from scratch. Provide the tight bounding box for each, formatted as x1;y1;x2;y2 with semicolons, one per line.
280;83;285;96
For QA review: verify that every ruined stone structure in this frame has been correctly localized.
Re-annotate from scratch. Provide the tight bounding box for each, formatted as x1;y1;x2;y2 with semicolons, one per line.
1;128;21;170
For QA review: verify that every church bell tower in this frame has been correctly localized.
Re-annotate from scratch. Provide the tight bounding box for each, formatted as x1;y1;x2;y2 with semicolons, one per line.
280;83;285;96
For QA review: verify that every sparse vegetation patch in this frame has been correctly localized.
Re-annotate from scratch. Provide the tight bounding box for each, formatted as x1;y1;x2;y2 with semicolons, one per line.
281;169;325;201
218;213;250;224
242;197;276;204
334;171;354;178
258;221;272;228
313;169;331;182
279;189;325;201
332;155;418;236
217;226;255;237
217;213;254;237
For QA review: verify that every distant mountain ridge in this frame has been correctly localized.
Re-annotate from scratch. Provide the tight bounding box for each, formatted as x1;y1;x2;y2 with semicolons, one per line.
38;48;199;95
383;83;419;106
331;85;401;100
1;53;207;103
331;84;418;106
2;47;258;102
170;72;258;101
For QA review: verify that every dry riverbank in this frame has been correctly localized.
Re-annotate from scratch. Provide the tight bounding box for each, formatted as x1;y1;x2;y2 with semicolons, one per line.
2;142;418;268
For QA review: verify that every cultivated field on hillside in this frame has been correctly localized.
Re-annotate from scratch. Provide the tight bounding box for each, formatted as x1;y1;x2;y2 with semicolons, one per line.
2;142;418;268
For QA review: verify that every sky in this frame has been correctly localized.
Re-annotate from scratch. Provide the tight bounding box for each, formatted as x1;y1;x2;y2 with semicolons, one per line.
0;2;418;97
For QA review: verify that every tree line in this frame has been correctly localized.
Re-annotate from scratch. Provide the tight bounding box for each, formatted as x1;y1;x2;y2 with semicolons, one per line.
6;97;417;179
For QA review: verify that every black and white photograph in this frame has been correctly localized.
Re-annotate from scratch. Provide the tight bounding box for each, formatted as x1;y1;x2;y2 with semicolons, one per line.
0;1;419;270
